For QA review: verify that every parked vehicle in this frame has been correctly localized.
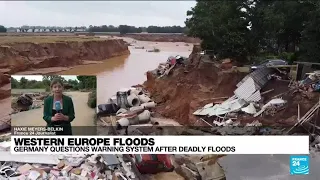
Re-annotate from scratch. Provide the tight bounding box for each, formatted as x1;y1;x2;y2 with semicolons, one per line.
131;154;174;174
251;59;288;71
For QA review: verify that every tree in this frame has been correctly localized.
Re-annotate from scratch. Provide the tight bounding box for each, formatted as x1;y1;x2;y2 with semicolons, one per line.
0;25;7;33
42;75;65;82
299;1;320;63
67;79;80;90
19;77;28;89
146;26;186;33
249;0;315;54
185;0;252;62
11;78;19;88
185;0;320;63
42;75;66;91
77;76;96;89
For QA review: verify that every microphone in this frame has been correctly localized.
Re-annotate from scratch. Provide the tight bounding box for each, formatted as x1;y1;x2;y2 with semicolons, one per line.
54;101;62;113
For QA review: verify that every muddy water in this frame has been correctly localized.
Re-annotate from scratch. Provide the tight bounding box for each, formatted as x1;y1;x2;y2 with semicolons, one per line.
61;38;191;180
62;37;193;104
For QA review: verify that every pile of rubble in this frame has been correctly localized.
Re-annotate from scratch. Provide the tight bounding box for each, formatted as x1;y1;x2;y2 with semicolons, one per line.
292;71;320;92
11;93;48;114
149;55;187;78
173;154;226;180
0;153;138;180
97;86;161;134
142;46;320;142
193;67;320;133
310;134;320;152
193;68;288;125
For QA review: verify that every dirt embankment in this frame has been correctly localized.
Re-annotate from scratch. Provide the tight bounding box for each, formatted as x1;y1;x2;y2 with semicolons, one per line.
0;39;130;74
121;34;201;44
0;73;11;132
0;73;10;100
144;45;246;125
144;45;320;126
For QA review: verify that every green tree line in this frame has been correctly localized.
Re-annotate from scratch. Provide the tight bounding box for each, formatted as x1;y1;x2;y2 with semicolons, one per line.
1;25;187;34
11;75;96;91
89;25;187;34
185;0;320;63
0;25;6;32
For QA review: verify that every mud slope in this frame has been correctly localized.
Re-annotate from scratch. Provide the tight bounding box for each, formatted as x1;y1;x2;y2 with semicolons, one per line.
0;73;11;132
0;73;10;100
122;34;201;43
144;45;320;126
0;39;130;74
144;45;246;125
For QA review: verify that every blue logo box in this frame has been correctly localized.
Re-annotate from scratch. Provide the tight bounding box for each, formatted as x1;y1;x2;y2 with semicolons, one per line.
290;155;309;175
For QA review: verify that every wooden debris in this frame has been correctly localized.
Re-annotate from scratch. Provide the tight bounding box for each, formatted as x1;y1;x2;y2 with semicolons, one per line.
287;100;320;134
261;89;274;95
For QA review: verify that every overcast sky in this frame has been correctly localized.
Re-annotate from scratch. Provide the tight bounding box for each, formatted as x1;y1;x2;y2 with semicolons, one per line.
12;75;78;81
0;1;196;27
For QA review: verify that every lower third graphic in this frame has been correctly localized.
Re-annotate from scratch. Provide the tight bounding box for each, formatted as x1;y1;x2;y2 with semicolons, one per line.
290;155;309;175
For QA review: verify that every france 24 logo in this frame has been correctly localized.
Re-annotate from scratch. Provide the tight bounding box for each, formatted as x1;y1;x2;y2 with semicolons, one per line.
290;155;309;175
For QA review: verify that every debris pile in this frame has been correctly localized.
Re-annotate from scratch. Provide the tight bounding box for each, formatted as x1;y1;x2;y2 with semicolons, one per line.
11;93;48;114
143;45;320;138
192;67;320;135
149;55;187;78
296;71;320;92
173;154;226;180
310;134;320;152
97;86;163;134
0;153;138;180
134;46;145;49
146;48;160;53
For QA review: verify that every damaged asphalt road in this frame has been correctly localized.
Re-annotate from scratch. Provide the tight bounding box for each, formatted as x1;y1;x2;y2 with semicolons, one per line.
219;154;320;180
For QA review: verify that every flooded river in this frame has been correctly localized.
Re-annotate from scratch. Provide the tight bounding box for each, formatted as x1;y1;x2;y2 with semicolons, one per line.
62;37;193;104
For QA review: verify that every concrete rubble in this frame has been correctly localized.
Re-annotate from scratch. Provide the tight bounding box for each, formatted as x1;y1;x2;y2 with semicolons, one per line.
11;92;49;114
0;141;230;180
173;154;226;180
297;71;320;92
149;55;187;78
0;152;138;180
192;67;320;136
192;67;288;125
97;84;183;136
97;86;157;131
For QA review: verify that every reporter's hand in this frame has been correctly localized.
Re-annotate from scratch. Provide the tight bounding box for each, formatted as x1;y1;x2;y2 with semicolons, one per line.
51;116;59;122
56;113;69;121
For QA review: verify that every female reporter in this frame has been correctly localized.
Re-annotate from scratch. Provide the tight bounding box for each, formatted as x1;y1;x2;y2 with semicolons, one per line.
43;78;75;135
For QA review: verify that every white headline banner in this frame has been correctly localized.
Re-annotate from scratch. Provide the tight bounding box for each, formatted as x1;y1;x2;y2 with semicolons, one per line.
11;136;309;154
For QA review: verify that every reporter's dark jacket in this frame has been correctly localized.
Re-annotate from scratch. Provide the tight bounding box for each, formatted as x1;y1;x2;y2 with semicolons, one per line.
43;94;75;135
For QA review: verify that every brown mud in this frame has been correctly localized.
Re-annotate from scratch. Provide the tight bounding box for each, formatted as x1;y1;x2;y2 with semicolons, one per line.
0;73;11;132
144;45;320;126
144;45;246;125
0;38;130;74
